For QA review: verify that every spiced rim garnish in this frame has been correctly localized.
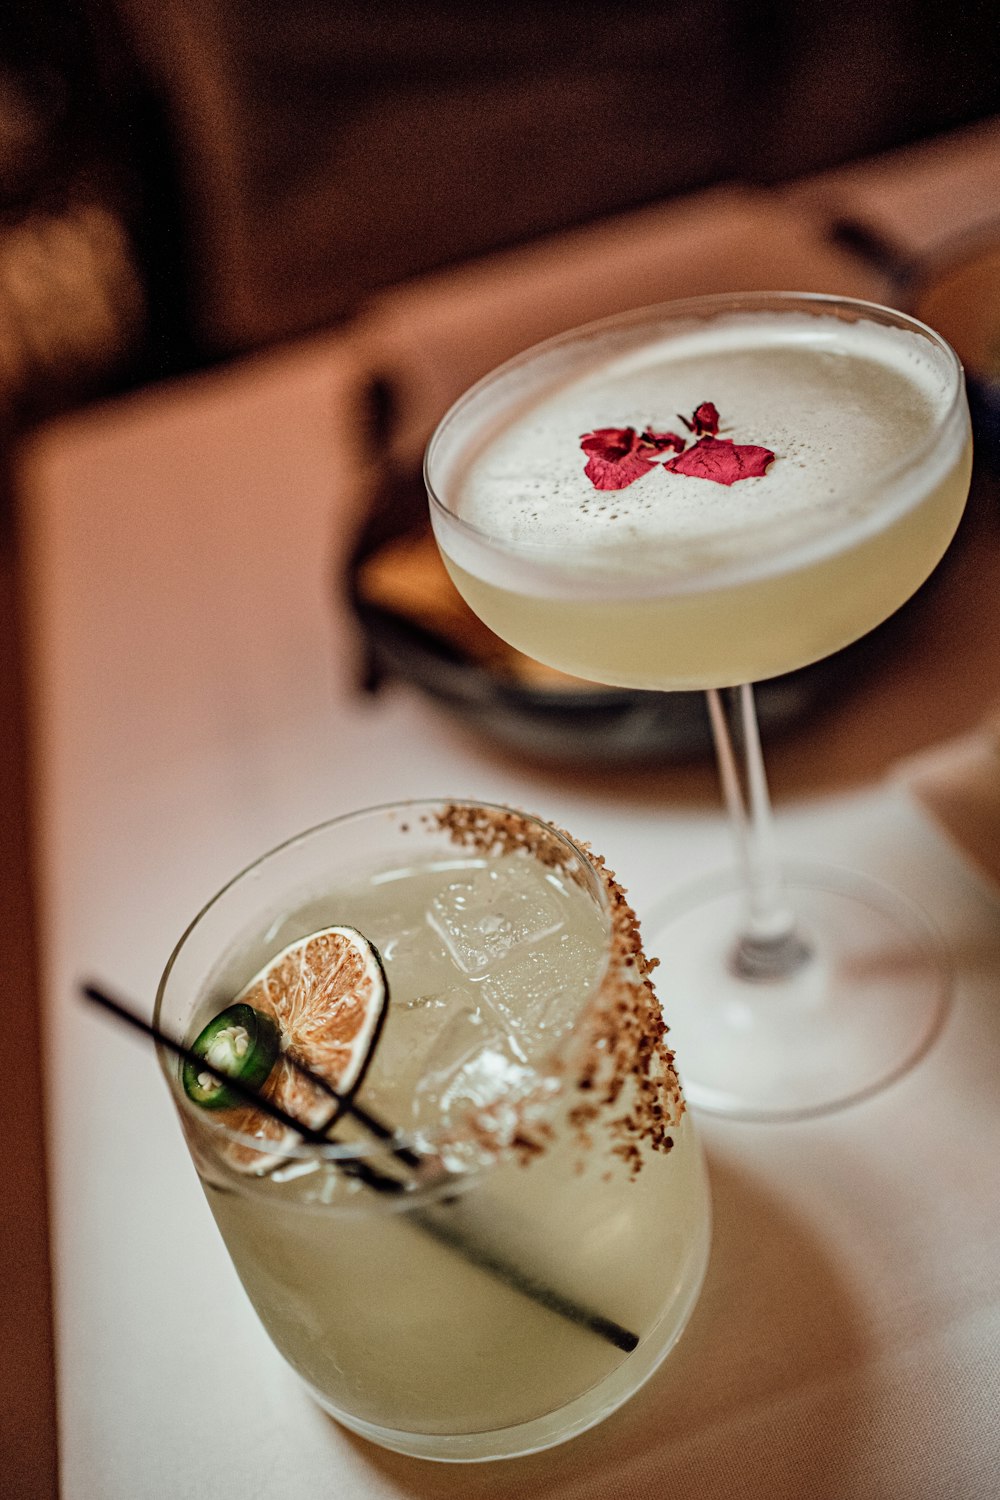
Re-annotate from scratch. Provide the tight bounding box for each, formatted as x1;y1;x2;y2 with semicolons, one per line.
428;804;684;1176
580;402;775;490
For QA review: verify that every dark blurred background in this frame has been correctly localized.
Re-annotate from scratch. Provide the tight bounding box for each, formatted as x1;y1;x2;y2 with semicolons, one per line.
1;0;999;426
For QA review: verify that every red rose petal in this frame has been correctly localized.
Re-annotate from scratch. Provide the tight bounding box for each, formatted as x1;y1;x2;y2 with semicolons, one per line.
581;426;664;488
583;452;658;490
638;428;687;455
678;401;720;436
664;437;775;485
580;426;642;462
692;401;720;436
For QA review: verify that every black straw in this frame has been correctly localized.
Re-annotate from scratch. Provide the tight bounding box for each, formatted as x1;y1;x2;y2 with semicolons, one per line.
82;982;413;1195
83;981;420;1170
85;982;333;1142
81;980;640;1353
410;1209;639;1353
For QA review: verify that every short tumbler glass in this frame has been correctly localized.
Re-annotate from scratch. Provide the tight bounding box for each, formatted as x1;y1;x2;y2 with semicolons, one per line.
155;800;711;1461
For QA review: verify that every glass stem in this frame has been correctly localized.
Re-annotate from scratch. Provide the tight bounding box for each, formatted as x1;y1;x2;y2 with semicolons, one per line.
706;685;811;980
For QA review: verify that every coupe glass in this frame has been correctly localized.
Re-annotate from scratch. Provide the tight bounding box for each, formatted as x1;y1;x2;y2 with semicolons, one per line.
425;292;972;1120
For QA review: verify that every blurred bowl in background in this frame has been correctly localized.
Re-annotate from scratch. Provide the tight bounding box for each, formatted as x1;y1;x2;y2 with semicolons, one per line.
830;216;1000;464
909;225;1000;465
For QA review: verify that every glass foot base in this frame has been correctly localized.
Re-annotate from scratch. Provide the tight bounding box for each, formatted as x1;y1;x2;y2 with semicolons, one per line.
645;862;952;1121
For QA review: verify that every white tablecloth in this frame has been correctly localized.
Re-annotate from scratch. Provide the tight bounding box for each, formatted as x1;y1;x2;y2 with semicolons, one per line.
21;324;1000;1499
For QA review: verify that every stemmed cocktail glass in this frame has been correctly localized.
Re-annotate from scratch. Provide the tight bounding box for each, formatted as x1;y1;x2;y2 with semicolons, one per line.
425;293;972;1120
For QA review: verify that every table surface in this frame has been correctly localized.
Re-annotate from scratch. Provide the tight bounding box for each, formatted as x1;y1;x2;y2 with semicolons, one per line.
19;178;1000;1497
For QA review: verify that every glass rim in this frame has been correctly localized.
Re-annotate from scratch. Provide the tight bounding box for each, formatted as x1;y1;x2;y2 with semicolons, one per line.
423;290;969;594
155;797;614;1165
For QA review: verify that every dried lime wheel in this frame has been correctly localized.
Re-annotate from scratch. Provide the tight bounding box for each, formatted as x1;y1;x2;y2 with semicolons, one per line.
185;927;389;1142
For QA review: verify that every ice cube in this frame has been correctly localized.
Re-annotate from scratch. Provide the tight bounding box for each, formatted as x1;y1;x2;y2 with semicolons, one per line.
427;864;564;976
374;916;451;988
360;987;470;1120
376;922;425;966
410;999;494;1117
480;934;599;1038
420;1034;536;1129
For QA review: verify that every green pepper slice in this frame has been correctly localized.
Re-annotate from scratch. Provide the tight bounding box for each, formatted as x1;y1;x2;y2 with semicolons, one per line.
182;1002;280;1109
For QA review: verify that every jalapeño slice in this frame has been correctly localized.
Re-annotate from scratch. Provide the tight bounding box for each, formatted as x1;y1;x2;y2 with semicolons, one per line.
182;1002;280;1109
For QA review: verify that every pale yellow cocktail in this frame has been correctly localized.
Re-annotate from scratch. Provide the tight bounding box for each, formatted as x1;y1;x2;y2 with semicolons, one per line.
429;305;971;689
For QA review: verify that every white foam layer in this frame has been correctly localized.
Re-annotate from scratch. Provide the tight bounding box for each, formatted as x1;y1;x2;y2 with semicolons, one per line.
447;312;960;585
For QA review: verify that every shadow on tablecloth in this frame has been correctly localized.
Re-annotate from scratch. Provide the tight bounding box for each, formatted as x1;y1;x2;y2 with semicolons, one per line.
340;1152;876;1499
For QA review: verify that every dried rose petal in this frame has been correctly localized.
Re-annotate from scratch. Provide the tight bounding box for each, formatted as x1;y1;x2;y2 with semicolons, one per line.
581;426;659;489
678;401;720;437
580;426;642;461
664;436;775;485
638;428;687;455
583;451;657;490
692;401;720;436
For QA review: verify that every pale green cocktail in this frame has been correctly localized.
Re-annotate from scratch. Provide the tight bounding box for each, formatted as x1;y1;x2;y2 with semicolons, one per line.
156;802;711;1461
